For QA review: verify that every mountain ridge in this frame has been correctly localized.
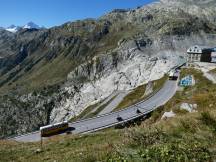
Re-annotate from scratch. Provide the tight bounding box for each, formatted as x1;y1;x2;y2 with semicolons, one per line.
3;22;44;33
0;0;216;138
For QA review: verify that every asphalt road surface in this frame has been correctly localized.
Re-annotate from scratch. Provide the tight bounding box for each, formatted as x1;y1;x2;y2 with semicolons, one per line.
11;79;178;142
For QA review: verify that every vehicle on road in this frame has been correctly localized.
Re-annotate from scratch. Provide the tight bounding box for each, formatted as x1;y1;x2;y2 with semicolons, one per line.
136;109;142;114
169;70;178;80
40;121;69;137
116;116;123;122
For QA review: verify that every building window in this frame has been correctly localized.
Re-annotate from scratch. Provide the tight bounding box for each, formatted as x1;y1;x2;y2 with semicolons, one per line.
196;55;199;61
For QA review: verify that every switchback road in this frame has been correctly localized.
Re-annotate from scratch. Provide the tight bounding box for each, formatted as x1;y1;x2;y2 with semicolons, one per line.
12;79;178;142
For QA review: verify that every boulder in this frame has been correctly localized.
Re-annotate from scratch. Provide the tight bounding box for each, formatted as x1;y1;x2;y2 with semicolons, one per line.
161;111;176;120
180;103;197;112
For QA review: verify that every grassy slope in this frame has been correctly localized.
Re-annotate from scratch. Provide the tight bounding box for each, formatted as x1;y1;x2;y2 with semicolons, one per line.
1;68;216;161
69;101;102;122
0;54;77;94
0;130;122;162
84;95;116;118
114;84;146;111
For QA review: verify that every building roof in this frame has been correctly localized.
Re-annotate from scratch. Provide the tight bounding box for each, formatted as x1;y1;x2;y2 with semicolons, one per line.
187;45;214;54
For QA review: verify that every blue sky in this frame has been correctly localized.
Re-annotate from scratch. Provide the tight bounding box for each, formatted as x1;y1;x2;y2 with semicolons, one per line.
0;0;156;28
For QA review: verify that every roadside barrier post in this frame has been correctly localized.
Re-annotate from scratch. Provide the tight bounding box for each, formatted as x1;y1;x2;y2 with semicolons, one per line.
40;135;43;149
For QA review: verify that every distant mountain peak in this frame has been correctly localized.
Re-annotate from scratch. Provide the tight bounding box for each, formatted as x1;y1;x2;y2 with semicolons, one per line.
3;22;44;33
8;25;16;28
23;22;41;29
5;25;21;33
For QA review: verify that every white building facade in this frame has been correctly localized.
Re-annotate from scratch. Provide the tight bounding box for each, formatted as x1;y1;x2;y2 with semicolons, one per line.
187;45;213;66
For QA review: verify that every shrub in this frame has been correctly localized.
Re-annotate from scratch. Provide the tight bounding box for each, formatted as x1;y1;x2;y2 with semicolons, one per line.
200;112;216;132
137;140;211;162
128;127;167;147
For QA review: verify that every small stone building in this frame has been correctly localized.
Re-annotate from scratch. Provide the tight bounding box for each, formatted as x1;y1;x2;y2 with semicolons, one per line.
187;45;213;66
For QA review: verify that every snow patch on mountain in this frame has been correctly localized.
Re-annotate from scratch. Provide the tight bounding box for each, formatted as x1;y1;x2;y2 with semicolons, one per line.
5;25;21;33
23;22;41;29
4;22;43;33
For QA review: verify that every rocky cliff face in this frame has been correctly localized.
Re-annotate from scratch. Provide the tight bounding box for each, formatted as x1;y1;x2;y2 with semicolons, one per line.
1;0;216;137
50;33;216;122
